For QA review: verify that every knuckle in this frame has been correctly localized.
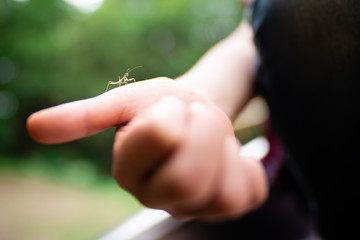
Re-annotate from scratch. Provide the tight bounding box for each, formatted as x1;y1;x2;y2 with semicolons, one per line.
111;161;122;185
111;159;139;195
165;167;210;203
111;166;127;189
210;183;254;218
130;165;212;210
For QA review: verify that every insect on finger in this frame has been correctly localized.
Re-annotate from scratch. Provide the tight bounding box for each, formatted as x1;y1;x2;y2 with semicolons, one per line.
105;66;142;92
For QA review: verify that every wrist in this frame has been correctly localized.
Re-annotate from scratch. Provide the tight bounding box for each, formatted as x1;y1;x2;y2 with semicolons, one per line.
176;75;245;121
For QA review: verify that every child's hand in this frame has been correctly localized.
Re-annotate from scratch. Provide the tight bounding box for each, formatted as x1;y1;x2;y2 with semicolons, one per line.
27;77;267;220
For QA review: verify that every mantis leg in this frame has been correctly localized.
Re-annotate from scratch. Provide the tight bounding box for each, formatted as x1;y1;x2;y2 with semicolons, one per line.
118;76;124;86
105;81;111;92
127;78;136;83
105;81;120;92
122;77;128;85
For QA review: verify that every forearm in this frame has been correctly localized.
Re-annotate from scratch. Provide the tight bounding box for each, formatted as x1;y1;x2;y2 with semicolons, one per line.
177;20;257;121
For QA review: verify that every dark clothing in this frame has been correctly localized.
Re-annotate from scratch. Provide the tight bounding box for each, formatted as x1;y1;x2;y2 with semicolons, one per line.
250;0;360;238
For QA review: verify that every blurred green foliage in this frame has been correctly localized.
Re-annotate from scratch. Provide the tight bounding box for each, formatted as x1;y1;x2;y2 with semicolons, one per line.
0;0;243;173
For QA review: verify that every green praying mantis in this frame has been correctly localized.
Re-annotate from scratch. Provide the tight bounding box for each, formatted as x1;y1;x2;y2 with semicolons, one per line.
105;66;142;92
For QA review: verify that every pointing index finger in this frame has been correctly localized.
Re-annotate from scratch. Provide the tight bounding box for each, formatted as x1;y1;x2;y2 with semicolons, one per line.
26;77;204;144
27;80;155;144
27;94;125;144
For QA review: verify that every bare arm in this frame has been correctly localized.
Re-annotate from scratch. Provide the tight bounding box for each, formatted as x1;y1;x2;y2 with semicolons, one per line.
177;21;257;120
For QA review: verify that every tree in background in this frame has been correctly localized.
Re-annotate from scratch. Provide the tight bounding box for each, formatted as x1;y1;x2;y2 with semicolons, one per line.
0;0;242;172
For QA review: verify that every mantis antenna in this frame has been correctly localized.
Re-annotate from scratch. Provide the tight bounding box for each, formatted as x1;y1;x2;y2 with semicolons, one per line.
105;66;143;92
126;65;143;73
